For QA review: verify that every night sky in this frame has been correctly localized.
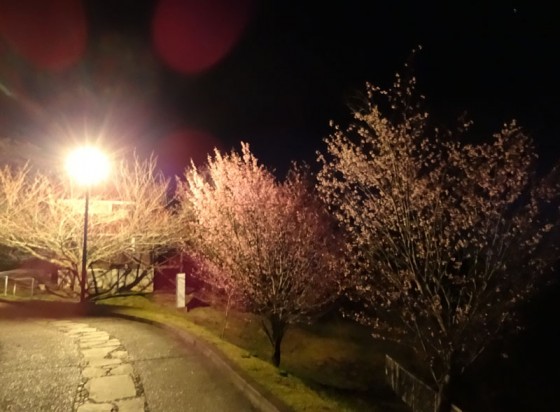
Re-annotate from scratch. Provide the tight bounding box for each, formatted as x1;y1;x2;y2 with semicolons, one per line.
1;0;559;176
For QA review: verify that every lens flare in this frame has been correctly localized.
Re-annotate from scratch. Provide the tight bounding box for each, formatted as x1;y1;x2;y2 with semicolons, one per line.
0;0;87;71
157;128;222;175
152;0;253;74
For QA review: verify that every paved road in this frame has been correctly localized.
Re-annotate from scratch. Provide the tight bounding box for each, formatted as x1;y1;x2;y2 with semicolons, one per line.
0;316;256;411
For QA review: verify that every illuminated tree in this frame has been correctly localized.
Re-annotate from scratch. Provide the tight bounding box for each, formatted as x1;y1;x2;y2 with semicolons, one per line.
0;154;179;298
317;73;560;411
179;144;340;366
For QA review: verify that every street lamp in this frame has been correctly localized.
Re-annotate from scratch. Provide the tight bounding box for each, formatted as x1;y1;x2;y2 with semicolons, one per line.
65;147;110;302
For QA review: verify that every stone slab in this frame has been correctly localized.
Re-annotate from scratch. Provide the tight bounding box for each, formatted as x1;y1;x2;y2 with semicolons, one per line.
108;364;134;376
81;346;118;360
80;335;111;343
110;350;128;359
80;331;110;339
85;374;136;402
116;396;145;412
82;367;107;379
79;340;111;349
76;402;114;412
88;358;122;367
85;339;121;348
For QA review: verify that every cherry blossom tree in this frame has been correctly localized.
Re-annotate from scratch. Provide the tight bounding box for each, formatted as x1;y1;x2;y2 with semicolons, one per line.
0;154;180;299
317;73;560;411
178;144;340;366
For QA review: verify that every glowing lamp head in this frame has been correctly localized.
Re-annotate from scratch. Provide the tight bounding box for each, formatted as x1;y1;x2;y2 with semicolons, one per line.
66;147;110;186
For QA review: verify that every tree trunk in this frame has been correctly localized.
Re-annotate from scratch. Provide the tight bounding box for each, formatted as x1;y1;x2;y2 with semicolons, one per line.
436;356;460;412
272;333;282;367
91;267;99;296
436;375;453;412
221;293;233;338
262;316;286;367
70;268;77;291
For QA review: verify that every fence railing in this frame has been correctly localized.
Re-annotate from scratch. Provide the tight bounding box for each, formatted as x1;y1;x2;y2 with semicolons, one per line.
3;275;35;297
385;355;461;412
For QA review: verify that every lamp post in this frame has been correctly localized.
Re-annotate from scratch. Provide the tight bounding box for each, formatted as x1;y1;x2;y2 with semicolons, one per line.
65;147;110;302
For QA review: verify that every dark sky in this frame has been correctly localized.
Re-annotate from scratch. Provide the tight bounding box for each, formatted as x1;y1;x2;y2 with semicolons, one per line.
1;0;559;176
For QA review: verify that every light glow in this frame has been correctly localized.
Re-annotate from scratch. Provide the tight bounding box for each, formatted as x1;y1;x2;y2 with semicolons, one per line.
66;146;110;186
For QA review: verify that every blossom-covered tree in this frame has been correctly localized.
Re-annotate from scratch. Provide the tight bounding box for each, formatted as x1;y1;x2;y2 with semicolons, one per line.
317;73;560;411
179;144;340;366
0;154;179;299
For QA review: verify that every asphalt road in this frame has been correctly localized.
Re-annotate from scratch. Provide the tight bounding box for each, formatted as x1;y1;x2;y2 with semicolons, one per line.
0;316;257;411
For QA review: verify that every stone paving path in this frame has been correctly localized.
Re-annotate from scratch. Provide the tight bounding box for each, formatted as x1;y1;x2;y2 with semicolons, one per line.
50;320;146;412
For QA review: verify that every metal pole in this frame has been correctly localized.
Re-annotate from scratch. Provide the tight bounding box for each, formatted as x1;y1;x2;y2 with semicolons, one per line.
3;276;7;296
80;189;90;302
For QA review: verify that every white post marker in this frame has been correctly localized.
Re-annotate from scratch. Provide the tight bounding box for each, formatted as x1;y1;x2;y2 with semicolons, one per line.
3;276;7;296
176;273;186;308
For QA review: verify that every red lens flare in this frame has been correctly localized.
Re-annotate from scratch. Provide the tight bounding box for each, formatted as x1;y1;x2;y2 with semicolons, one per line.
152;0;253;74
0;0;87;71
157;128;223;175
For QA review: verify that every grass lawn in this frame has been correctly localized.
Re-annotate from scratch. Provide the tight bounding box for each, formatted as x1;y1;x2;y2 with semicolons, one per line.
95;292;410;412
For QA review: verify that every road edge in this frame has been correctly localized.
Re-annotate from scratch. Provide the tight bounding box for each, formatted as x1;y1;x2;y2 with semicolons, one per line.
106;311;293;412
0;298;292;412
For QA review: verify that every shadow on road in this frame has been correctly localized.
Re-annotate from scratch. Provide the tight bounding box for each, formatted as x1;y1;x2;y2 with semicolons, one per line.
0;299;122;319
